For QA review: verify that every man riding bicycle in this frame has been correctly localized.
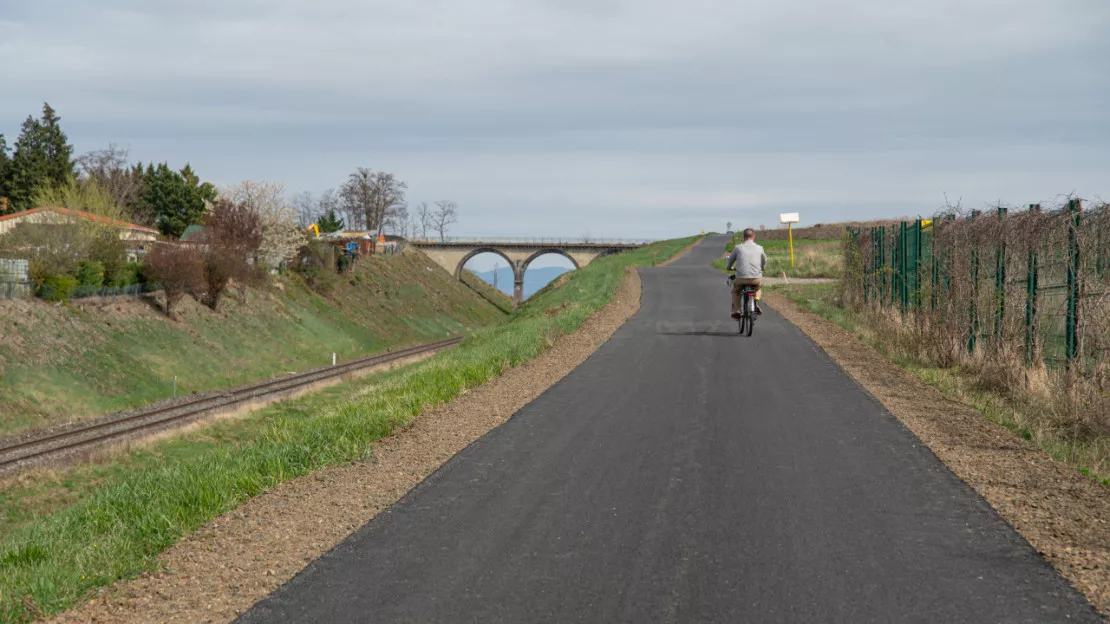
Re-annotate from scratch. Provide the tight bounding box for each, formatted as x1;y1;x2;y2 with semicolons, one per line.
726;228;766;318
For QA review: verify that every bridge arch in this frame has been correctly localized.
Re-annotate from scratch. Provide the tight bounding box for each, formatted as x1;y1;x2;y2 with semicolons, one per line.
454;247;519;282
520;248;581;275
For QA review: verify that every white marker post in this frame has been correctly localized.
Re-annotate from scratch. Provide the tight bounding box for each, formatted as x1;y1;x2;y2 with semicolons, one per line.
332;353;337;366
780;212;800;267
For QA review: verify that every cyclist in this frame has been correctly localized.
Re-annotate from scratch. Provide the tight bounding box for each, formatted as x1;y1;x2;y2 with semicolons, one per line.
725;228;766;317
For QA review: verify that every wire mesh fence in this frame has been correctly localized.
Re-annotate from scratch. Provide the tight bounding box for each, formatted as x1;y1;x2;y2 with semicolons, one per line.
845;199;1110;429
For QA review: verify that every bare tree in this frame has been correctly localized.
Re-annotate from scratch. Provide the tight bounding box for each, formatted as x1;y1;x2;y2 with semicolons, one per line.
432;200;458;242
383;202;409;236
414;201;433;239
76;144;147;225
292;191;317;228
340;168;407;235
318;188;340;225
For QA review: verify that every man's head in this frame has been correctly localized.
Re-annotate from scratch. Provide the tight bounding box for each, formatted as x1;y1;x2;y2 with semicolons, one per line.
742;228;755;241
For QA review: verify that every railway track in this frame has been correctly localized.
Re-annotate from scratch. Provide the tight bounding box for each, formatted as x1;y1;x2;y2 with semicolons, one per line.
0;336;462;474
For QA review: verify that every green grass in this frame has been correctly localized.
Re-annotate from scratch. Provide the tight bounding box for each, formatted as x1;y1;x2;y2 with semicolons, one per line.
774;282;1110;488
0;253;506;437
0;236;699;624
713;237;842;279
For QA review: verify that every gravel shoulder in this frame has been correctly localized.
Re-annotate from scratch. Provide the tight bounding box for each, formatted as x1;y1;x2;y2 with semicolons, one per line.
49;269;646;624
764;290;1110;616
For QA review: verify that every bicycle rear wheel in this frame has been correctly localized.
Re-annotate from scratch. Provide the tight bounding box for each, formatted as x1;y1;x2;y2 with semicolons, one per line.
745;311;755;337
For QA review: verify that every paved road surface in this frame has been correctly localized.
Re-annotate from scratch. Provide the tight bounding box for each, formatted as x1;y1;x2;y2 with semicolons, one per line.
239;236;1098;623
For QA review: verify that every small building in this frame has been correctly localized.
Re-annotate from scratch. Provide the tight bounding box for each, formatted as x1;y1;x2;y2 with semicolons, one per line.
0;206;159;263
0;206;159;242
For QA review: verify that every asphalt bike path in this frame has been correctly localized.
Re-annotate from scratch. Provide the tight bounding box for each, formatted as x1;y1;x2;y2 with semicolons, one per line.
238;236;1098;623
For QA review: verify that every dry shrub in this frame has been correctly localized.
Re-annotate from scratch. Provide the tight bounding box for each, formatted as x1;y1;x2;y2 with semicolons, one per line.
142;243;203;319
843;199;1110;438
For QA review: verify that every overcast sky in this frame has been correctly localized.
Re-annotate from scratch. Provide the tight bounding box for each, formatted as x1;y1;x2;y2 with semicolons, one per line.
1;0;1107;241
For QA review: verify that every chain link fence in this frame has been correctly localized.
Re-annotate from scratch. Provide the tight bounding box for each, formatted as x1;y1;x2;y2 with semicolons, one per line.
0;259;30;299
845;199;1109;430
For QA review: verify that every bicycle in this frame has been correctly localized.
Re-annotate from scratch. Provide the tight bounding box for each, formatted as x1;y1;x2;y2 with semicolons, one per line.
727;275;757;337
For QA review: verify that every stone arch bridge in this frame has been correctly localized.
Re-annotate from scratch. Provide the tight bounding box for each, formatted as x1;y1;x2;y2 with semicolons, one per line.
409;238;649;306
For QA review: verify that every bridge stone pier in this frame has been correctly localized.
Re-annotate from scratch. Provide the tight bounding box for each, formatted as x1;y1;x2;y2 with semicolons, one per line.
409;238;648;307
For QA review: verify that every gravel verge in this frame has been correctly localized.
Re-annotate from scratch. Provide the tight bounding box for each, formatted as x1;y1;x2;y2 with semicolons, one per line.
49;268;646;624
764;290;1110;617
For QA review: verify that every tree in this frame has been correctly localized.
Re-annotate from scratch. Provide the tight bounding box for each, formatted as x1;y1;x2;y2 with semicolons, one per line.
197;198;264;309
0;134;11;213
139;163;217;238
76;144;147;225
7;103;76;211
143;243;204;319
316;209;345;233
727;221;733;232
292;191;317;228
340;168;407;234
432;200;458;242
414;201;432;239
220;180;306;268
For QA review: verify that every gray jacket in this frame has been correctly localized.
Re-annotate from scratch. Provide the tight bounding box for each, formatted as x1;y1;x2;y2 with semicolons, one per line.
726;241;766;278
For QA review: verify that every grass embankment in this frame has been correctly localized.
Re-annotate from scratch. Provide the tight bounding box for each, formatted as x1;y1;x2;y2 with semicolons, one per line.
711;236;842;278
0;251;504;437
0;236;698;624
774;282;1110;486
460;269;514;313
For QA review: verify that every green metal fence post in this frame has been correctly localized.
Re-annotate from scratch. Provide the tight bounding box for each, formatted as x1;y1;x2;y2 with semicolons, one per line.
1066;199;1082;368
898;222;908;310
931;219;939;311
1025;204;1041;366
968;210;981;354
995;206;1008;344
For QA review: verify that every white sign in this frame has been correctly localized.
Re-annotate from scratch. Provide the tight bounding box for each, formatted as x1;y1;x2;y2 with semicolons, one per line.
779;212;800;224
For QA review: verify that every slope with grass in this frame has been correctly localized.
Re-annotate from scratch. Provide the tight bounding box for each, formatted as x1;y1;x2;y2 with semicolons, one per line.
0;236;699;624
460;268;514;313
712;236;843;278
0;251;506;438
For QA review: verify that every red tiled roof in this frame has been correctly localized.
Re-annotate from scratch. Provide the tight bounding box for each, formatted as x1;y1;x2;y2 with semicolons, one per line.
0;206;159;234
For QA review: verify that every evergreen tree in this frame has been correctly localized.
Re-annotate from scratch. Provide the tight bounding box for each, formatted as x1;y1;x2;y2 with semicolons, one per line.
140;163;218;238
0;134;11;213
39;103;74;186
6;103;75;211
316;209;345;233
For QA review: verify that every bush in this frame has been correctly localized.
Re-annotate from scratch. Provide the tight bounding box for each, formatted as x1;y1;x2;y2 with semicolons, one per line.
142;244;205;318
38;274;79;302
109;262;144;288
76;261;105;288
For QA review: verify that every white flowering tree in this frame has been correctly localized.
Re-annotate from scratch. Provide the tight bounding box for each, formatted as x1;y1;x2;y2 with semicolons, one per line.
220;180;307;269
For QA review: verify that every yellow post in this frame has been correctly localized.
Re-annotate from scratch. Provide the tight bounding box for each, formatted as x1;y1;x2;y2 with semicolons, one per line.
788;223;795;267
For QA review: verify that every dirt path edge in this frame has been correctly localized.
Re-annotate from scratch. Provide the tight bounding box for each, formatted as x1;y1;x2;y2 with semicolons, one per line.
764;290;1110;617
49;266;653;624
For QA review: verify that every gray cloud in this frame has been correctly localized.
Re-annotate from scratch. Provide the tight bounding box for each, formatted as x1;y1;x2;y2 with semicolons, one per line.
1;0;1107;237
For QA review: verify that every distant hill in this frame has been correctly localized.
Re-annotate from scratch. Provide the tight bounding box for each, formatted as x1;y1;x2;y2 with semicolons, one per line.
475;266;572;299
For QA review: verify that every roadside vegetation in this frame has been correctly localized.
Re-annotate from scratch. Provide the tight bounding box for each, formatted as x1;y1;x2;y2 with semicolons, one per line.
775;201;1110;486
0;251;504;437
712;236;843;279
0;236;697;624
